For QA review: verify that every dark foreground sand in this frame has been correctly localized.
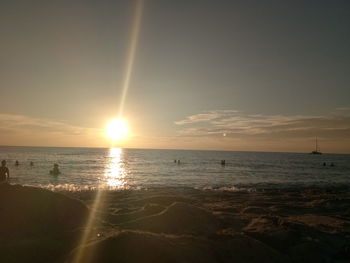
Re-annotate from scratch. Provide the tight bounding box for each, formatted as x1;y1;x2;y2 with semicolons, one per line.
0;184;350;263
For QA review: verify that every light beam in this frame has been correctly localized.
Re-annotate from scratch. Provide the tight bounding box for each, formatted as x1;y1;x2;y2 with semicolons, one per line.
71;1;144;262
118;0;144;117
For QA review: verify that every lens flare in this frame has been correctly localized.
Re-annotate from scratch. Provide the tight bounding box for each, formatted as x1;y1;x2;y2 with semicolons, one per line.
118;0;144;116
72;1;144;262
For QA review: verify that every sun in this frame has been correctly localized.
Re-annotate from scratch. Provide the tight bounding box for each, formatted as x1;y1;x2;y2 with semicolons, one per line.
105;119;128;141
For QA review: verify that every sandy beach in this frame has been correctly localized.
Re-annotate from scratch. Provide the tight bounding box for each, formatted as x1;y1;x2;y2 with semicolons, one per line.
0;183;349;262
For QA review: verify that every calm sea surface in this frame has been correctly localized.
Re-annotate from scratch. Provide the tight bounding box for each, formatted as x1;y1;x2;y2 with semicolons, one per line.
0;146;349;191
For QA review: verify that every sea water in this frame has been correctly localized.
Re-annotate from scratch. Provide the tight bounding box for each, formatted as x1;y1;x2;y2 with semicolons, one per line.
0;146;349;191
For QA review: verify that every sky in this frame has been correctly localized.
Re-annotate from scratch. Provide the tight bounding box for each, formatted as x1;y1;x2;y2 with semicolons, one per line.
0;0;349;153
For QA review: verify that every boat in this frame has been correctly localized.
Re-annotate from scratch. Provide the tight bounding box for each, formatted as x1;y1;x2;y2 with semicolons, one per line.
310;137;322;154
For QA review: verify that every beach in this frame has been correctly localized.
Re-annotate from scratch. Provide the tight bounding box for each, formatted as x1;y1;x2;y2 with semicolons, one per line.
1;183;349;263
1;0;350;262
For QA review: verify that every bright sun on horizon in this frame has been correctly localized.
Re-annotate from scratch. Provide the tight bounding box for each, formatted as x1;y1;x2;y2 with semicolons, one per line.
105;119;129;141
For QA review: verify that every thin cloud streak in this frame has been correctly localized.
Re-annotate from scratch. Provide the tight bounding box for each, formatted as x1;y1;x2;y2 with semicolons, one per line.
0;114;102;147
174;110;239;125
175;110;350;139
0;114;93;135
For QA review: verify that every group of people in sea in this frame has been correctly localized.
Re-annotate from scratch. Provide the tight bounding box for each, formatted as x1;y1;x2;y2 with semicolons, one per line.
0;157;337;184
0;160;61;183
174;159;227;166
174;159;334;168
14;160;33;166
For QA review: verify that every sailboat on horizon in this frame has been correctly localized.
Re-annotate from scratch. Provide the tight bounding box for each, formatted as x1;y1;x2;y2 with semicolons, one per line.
310;137;322;155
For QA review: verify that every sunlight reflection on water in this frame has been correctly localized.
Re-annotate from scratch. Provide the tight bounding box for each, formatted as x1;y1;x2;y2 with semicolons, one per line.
103;148;127;189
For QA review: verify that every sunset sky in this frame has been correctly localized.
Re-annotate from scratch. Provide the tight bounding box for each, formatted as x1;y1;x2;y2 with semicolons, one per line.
0;0;349;153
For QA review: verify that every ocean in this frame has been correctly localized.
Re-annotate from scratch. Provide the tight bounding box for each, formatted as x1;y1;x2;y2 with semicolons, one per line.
0;146;349;191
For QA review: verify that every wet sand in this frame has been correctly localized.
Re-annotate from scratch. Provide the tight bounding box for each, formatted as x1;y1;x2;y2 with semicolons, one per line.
1;184;350;262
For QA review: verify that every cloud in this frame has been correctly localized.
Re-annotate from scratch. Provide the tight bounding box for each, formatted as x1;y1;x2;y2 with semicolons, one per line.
0;114;93;135
335;107;350;112
0;114;102;146
174;110;239;125
174;110;350;140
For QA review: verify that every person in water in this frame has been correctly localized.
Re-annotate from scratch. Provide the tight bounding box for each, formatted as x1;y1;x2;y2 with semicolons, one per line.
50;163;60;175
0;160;10;183
30;161;34;166
15;160;19;166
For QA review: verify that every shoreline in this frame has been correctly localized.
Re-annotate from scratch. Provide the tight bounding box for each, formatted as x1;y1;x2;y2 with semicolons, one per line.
40;182;350;193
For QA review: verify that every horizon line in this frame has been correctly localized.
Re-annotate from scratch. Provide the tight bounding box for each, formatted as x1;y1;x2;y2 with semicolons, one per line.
0;144;349;155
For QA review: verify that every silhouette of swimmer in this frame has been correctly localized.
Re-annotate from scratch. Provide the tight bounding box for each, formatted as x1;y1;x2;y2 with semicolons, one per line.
221;160;226;166
174;159;177;163
330;163;335;167
15;160;19;166
50;163;61;176
177;160;180;164
323;162;326;166
30;161;34;166
0;160;10;182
